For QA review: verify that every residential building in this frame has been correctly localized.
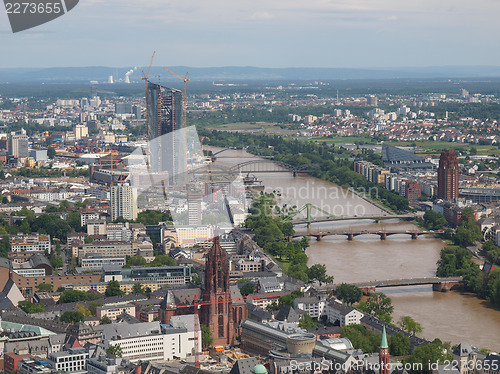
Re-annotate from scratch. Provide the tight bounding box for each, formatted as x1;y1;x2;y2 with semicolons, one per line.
293;294;328;318
326;301;364;326
18;358;52;374
4;352;32;374
10;234;51;253
110;184;138;221
96;304;136;321
80;256;126;269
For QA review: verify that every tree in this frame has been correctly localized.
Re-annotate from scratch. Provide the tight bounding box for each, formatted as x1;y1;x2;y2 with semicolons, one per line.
125;255;147;267
422;210;447;230
144;287;152;298
132;283;143;294
336;283;363;305
360;293;394;320
36;283;53;292
106;344;123;357
307;264;334;285
399;316;423;336
56;287;66;293
201;323;213;348
59;290;100;303
298;314;318;329
47;147;56;159
18;301;45;314
105;280;124;297
76;304;92;317
100;315;112;325
404;339;452;374
60;311;85;323
240;282;255;296
389;332;411;356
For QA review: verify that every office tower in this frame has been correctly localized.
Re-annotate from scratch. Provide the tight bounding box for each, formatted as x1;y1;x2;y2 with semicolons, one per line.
437;149;459;200
74;125;88;139
146;81;186;185
367;95;378;107
90;85;97;99
9;134;29;158
110;184;138;221
132;105;142;120
115;103;133;115
187;188;202;226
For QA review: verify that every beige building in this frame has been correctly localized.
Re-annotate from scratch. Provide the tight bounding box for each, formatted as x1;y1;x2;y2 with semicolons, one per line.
96;304;136;320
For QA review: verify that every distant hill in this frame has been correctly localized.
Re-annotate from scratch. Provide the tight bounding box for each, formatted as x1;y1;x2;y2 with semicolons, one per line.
2;65;500;83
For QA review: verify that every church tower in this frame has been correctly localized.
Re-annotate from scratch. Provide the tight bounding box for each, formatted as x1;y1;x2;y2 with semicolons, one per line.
379;326;390;374
201;236;234;346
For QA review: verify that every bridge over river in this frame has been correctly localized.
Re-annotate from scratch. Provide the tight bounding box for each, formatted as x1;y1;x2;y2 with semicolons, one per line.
331;277;465;294
291;229;443;241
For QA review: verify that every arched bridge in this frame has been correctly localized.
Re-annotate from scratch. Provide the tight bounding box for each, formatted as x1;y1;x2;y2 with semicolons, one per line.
290;229;443;241
344;277;464;294
229;160;314;176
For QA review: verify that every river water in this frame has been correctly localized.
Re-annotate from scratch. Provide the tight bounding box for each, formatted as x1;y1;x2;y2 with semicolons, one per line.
209;147;500;352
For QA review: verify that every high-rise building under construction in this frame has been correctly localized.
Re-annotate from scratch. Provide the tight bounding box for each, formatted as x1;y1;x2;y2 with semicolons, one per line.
146;81;186;186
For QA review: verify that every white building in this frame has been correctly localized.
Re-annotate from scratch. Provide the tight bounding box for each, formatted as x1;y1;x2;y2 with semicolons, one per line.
97;321;198;363
293;294;328;319
326;301;364;326
110;184;138;221
48;348;88;372
10;234;51;253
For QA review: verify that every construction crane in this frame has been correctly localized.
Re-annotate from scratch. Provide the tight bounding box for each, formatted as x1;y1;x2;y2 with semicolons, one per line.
166;291;284;368
163;68;189;130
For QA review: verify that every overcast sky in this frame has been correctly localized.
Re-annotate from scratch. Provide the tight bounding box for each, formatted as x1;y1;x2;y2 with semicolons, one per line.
1;0;499;68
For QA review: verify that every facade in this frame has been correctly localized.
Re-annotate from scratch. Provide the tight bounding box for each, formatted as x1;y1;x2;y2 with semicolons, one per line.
293;295;328;319
146;81;186;185
326;301;364;326
187;188;203;226
10;234;51;253
98;321;197;362
48;348;88;372
201;236;235;346
405;180;421;200
17;358;52;374
437;149;459;200
96;304;136;321
110;184;138;221
9;134;29;158
80;256;126;269
87;356;123;374
76;241;134;259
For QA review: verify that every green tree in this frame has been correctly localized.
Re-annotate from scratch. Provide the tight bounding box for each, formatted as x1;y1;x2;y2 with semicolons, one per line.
336;284;363;305
389;332;411;356
422;210;447;230
36;283;53;292
298;314;318;329
341;324;380;353
240;282;256;296
307;264;334;285
404;339;452;374
18;301;45;314
360;293;394;320
106;344;123;357
125;255;147;267
100;315;112;325
47;147;56;159
59;290;100;303
201;323;213;348
132;283;143;294
399;316;423;335
105;280;124;297
60;311;85;323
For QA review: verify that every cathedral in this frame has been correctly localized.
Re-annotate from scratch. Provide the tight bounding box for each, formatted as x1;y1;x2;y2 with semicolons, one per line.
159;236;247;346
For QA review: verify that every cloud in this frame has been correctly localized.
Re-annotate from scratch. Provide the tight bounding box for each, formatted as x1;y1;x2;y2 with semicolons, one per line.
249;12;275;20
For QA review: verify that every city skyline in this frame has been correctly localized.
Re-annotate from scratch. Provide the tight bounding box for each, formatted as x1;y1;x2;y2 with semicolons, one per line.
1;0;500;68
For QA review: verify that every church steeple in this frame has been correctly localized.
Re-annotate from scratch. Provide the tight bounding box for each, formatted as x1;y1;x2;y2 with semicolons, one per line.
201;235;234;346
379;326;390;374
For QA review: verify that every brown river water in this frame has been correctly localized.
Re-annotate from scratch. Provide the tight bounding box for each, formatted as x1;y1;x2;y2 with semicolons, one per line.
210;147;500;351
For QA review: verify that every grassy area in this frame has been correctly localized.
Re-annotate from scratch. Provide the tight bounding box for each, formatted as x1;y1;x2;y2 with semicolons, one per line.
386;140;500;156
274;257;291;272
308;136;377;144
205;122;286;132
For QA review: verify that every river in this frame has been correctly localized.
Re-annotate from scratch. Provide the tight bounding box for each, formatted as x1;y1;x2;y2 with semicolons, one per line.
209;146;500;352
